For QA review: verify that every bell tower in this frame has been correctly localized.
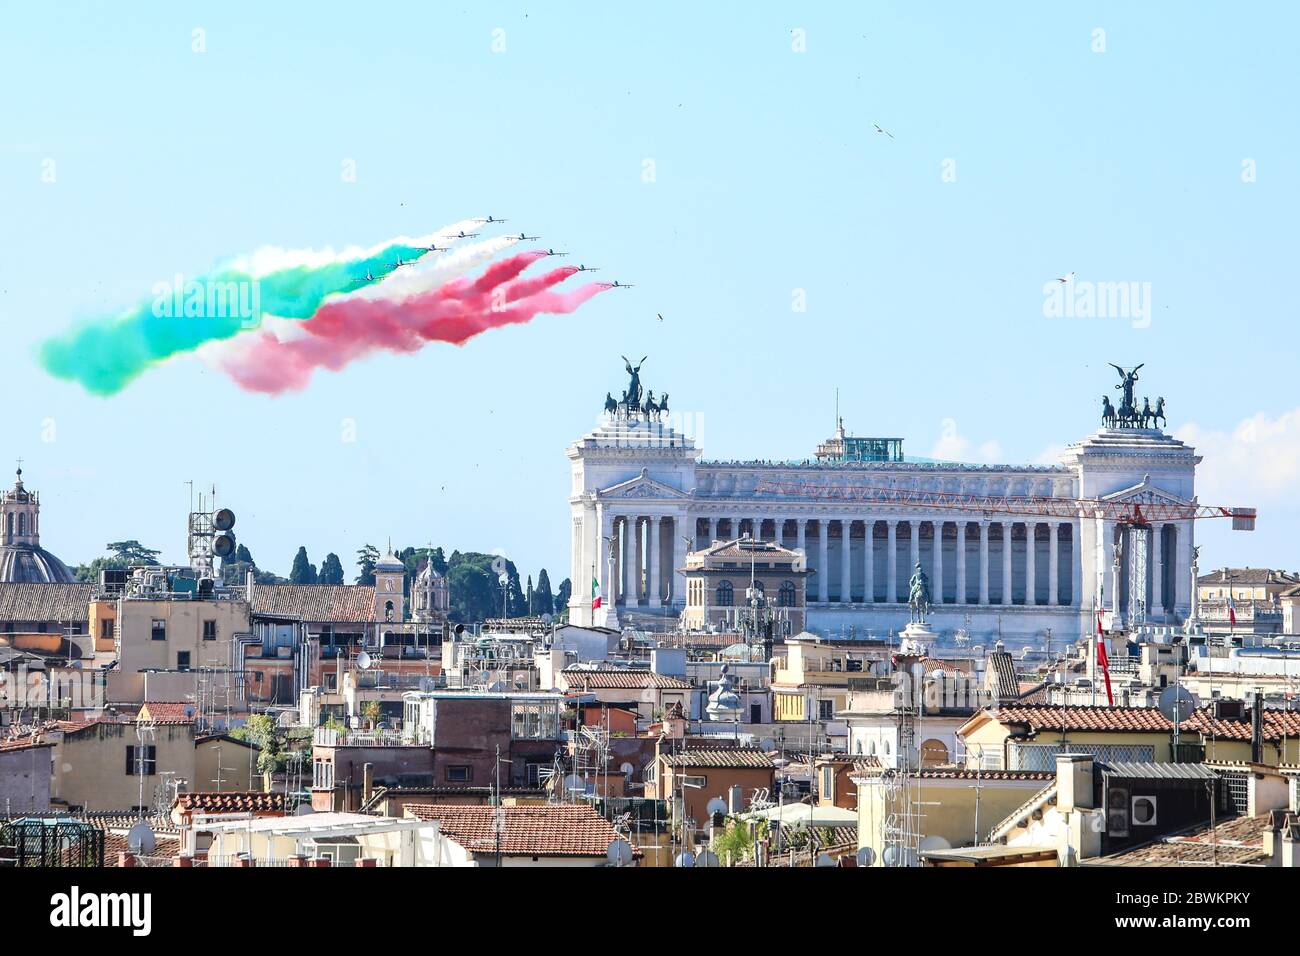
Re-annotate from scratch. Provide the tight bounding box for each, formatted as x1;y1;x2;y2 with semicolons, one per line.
1;467;39;547
372;548;407;623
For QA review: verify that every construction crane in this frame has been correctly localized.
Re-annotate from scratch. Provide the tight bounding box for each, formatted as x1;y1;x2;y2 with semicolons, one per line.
751;478;1256;530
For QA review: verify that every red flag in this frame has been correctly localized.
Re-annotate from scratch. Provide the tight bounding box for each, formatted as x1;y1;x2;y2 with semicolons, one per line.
1096;634;1114;706
1226;589;1237;626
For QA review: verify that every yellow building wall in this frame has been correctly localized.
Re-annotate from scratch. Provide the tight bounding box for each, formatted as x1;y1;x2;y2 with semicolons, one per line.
856;777;1050;863
960;720;1177;767
53;722;196;811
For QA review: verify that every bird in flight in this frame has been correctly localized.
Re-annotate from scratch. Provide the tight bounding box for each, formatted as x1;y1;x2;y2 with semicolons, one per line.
1056;271;1076;284
874;124;894;139
656;313;664;322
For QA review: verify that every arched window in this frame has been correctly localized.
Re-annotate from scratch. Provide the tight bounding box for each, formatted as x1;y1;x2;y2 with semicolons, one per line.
4;513;11;541
715;581;734;607
16;513;25;536
778;581;796;607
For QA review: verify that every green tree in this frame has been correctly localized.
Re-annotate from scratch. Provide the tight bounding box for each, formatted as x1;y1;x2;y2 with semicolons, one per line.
362;700;382;729
554;578;572;615
428;547;448;575
289;546;318;584
534;569;554;618
318;552;345;585
446;553;501;622
355;544;379;586
106;540;161;565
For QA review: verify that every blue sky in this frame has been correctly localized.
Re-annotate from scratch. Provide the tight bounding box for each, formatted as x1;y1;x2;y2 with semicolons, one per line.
2;2;1297;581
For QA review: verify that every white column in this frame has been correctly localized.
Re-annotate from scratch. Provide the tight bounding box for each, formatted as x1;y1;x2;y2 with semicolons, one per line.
817;521;829;603
599;506;613;611
1153;523;1166;617
863;520;875;604
886;520;898;603
1049;522;1060;606
978;521;990;605
634;517;644;603
840;519;852;604
796;518;807;557
1072;520;1084;610
1025;522;1037;607
648;516;661;607
1173;521;1192;615
1001;521;1014;605
623;516;635;604
956;522;968;605
932;521;944;605
669;516;686;606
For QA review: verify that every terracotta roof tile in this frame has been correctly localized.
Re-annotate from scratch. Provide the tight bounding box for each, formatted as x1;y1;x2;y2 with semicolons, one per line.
1095;814;1273;866
1183;707;1300;744
561;668;690;690
0;582;92;622
993;704;1175;734
250;584;376;623
661;748;774;769
174;791;285;815
137;701;196;724
405;803;635;857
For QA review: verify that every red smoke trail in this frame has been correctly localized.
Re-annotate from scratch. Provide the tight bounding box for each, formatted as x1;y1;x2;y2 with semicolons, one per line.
220;255;607;394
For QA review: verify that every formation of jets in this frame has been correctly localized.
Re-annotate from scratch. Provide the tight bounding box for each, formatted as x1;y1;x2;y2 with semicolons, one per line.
393;220;642;293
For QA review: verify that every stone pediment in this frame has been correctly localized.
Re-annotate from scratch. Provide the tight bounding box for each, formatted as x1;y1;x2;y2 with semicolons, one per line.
1099;476;1190;507
598;469;692;501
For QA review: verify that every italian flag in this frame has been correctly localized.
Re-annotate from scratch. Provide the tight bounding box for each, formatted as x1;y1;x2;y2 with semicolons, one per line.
1226;589;1237;626
591;576;602;611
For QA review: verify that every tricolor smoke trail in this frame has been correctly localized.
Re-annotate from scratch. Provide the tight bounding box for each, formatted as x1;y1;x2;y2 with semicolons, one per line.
216;255;611;395
38;221;479;396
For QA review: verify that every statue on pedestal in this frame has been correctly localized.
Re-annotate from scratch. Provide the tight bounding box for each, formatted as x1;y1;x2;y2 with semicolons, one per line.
908;561;932;624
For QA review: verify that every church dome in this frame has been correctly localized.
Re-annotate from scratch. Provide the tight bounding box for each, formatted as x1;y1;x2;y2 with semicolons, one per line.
0;546;75;583
0;467;74;583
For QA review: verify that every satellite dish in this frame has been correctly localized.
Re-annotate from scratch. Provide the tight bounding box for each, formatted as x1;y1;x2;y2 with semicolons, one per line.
127;820;156;855
563;774;586;794
695;849;719;868
816;852;836;867
706;797;728;818
606;838;634;867
294;802;315;816
674;851;696;868
1158;685;1199;723
919;835;951;852
541;613;554;626
759;739;776;752
856;846;876;867
882;846;900;868
212;508;236;531
356;651;372;670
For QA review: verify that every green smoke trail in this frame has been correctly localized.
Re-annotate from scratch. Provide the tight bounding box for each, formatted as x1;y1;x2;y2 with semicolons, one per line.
39;241;430;396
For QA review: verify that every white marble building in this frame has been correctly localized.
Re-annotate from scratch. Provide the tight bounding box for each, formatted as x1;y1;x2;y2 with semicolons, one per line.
567;408;1201;644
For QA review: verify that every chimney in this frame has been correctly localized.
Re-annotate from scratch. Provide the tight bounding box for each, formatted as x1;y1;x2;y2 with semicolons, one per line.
246;568;255;604
362;762;374;806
